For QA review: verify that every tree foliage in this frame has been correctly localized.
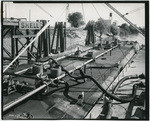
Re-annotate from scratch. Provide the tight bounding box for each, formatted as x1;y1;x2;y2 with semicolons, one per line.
110;24;119;36
139;27;145;35
119;23;139;36
84;18;110;37
67;12;85;28
94;18;109;36
84;20;95;30
129;25;138;34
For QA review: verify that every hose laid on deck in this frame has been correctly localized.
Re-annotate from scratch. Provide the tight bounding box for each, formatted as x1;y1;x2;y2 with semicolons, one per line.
63;82;78;103
62;67;145;103
43;57;144;103
112;74;145;94
101;74;145;119
63;69;86;102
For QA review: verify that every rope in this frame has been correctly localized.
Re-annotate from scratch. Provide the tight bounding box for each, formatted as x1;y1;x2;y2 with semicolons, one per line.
34;3;53;18
123;6;144;16
91;3;102;19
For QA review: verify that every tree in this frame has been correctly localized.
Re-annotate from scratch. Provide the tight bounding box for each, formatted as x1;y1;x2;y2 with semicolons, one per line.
84;20;95;30
110;24;119;36
139;27;145;35
129;25;138;34
67;12;85;28
94;18;109;37
120;23;130;35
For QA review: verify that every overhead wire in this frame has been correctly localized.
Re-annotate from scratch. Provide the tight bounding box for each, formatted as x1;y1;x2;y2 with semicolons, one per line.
34;3;53;18
81;3;86;24
123;6;144;16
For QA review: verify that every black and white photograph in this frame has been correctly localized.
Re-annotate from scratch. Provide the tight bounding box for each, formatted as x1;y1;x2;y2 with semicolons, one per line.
1;0;148;120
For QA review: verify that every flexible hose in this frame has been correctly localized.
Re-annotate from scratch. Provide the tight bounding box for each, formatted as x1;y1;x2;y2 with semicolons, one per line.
62;67;139;103
102;74;145;119
42;57;141;103
63;82;78;103
112;74;145;94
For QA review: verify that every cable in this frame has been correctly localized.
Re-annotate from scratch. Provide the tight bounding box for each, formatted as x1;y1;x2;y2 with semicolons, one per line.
81;3;86;24
57;7;66;21
123;6;144;16
34;3;53;18
65;3;69;22
91;3;102;19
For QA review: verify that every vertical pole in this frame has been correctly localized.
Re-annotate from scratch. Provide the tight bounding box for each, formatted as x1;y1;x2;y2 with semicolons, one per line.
84;65;86;74
5;3;7;18
51;22;57;52
36;20;41;59
87;25;90;45
56;22;60;53
41;20;44;57
29;9;31;21
110;50;111;56
15;28;18;56
43;20;48;57
60;22;63;52
40;20;44;57
47;20;51;54
92;24;95;45
26;29;30;62
11;26;15;59
64;22;66;51
31;30;37;52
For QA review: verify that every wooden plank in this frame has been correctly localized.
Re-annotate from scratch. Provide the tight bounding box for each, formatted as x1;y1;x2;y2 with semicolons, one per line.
3;21;19;26
13;34;36;38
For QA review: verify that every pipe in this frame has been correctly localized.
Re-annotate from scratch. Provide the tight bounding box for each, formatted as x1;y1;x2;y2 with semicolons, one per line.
3;46;117;112
102;74;145;119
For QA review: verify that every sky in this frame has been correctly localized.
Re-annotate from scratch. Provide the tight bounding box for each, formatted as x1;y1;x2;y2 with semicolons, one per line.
3;2;145;27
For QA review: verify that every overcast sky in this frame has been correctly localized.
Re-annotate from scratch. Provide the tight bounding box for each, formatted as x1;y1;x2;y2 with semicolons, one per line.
3;2;145;27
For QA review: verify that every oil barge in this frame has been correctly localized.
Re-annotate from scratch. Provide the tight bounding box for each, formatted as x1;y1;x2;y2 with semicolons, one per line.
2;2;147;120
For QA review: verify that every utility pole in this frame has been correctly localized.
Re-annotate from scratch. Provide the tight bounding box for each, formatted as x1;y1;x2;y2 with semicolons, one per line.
66;4;69;22
29;9;31;21
5;3;7;18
